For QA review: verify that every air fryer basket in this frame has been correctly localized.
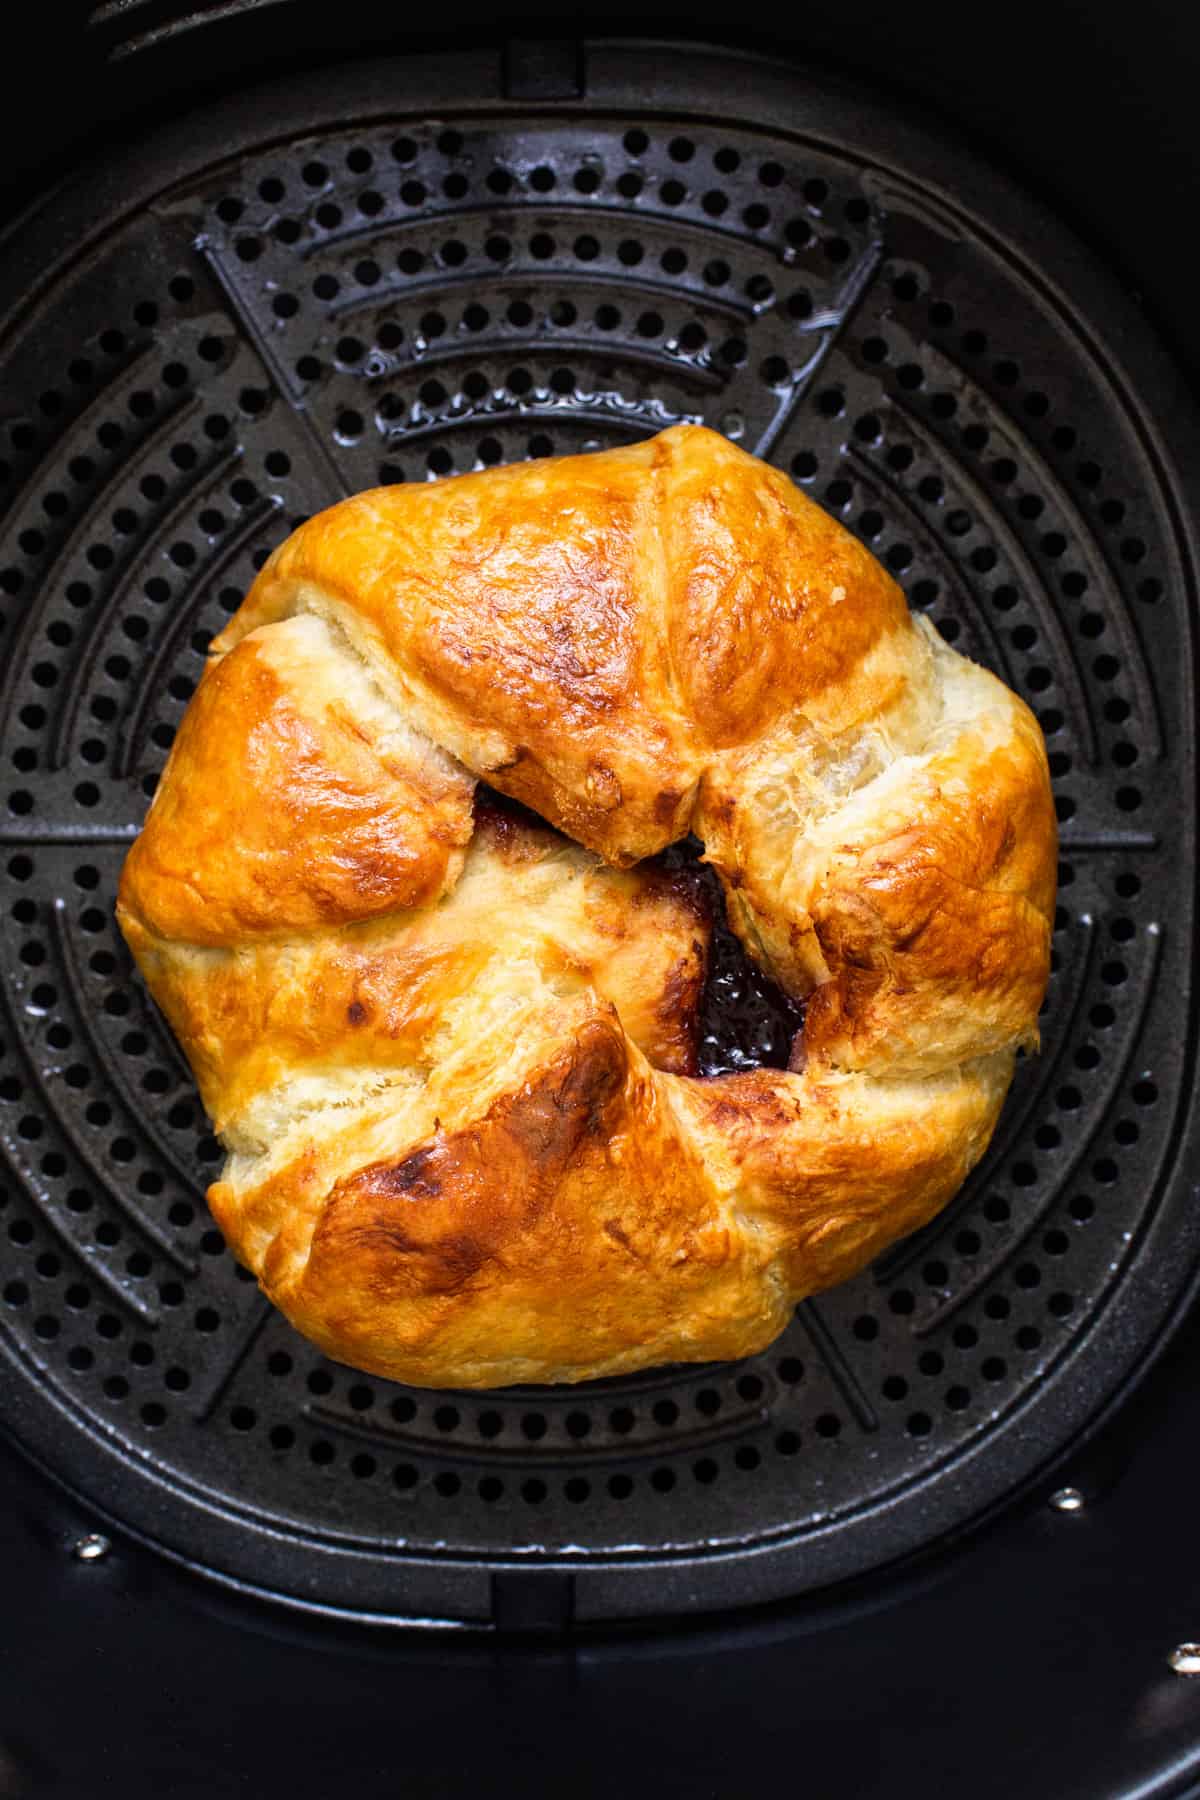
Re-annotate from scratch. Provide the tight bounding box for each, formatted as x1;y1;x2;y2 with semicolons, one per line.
0;40;1196;1628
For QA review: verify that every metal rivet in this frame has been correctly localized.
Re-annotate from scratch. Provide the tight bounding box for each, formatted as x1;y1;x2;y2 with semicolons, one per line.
72;1532;111;1563
1169;1644;1200;1676
1049;1485;1085;1513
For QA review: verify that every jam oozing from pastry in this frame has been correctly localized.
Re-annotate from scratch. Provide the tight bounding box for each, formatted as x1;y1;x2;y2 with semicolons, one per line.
658;838;805;1077
475;790;803;1078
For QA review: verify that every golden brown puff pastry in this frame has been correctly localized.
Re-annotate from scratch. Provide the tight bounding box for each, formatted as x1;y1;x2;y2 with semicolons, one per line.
116;424;1056;1387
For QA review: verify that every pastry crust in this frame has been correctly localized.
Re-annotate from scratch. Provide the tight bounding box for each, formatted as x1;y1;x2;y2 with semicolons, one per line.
117;425;1055;1386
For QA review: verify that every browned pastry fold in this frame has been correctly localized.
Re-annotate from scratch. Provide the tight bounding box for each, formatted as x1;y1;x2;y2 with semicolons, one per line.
117;424;1055;1386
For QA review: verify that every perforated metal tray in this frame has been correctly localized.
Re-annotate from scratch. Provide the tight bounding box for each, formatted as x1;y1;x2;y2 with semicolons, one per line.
0;40;1196;1627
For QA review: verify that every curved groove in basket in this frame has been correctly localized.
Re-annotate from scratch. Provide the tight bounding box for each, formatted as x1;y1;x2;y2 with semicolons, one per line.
50;441;241;770
915;923;1164;1337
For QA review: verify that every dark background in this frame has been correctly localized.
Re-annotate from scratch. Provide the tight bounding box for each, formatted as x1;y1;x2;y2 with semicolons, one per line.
2;5;1200;1797
9;1;1200;391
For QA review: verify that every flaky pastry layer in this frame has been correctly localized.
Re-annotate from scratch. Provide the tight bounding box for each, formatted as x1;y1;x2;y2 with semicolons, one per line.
118;426;1055;1385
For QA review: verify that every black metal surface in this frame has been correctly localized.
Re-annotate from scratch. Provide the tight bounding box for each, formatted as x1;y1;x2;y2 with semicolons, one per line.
6;1298;1200;1800
0;38;1198;1628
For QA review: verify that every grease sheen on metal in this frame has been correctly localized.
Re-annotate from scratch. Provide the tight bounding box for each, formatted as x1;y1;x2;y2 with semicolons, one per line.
0;43;1196;1627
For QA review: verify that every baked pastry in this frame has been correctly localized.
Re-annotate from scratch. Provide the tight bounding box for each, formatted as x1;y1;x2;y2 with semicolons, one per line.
117;425;1055;1387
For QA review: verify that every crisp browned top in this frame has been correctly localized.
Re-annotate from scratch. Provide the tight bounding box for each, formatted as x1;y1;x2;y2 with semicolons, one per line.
117;424;1056;1387
213;425;910;864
